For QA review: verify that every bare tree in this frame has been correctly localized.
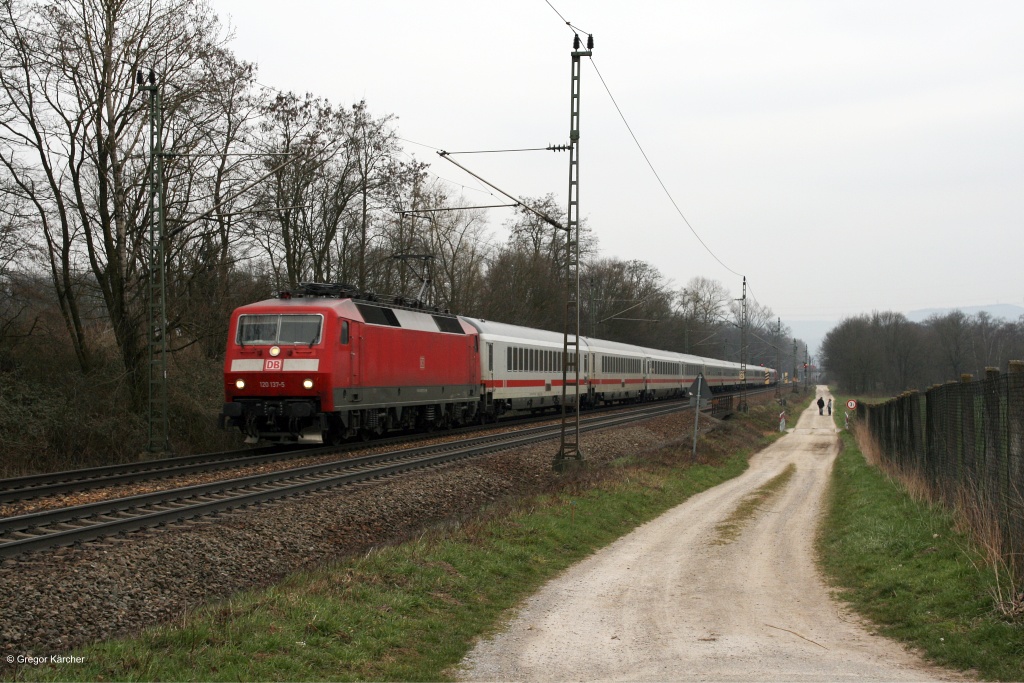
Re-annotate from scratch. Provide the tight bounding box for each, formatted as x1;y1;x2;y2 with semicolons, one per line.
821;315;882;393
0;0;233;399
677;276;730;356
350;101;400;291
929;310;972;381
165;46;262;358
249;92;358;287
871;310;920;392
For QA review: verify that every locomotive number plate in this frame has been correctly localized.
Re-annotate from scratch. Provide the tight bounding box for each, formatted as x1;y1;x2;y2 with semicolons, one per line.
259;381;286;388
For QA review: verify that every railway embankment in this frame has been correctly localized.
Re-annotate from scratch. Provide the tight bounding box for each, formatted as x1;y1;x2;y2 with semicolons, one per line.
1;392;779;678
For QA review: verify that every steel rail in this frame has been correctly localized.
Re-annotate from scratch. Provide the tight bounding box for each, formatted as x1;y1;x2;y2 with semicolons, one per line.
0;395;700;503
0;445;296;502
0;386;775;505
0;413;546;503
0;401;689;559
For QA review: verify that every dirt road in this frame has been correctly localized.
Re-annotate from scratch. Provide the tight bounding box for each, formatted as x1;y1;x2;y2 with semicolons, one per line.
458;388;964;682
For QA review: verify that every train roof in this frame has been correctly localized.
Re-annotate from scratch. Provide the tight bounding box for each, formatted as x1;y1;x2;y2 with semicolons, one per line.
234;295;474;334
459;317;577;346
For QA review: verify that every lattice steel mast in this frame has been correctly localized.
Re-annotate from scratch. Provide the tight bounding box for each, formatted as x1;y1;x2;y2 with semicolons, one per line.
138;69;170;455
739;276;749;413
555;34;593;469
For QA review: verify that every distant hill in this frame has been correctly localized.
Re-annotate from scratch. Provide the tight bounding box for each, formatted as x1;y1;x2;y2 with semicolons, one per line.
905;304;1024;323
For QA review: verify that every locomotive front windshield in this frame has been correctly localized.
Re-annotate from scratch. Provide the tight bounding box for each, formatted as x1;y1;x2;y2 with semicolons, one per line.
236;314;323;345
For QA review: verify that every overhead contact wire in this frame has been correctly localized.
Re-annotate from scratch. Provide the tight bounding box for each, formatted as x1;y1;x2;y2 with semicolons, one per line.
541;0;745;282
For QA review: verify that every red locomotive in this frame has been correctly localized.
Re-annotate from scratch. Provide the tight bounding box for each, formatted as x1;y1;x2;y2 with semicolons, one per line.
220;283;777;443
220;283;480;443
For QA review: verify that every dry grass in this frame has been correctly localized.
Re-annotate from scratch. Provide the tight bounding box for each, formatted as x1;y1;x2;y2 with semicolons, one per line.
851;421;1024;622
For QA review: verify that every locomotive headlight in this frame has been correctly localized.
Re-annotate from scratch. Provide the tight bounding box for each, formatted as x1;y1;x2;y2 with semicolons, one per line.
269;346;281;357
302;378;314;390
235;379;246;389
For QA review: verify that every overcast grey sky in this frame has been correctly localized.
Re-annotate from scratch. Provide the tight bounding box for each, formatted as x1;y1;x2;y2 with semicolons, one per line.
210;0;1024;332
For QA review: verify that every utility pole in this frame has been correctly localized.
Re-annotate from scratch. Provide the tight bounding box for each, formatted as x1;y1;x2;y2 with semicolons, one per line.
138;69;170;456
775;317;781;399
792;339;797;393
555;33;593;471
738;276;748;413
588;278;595;338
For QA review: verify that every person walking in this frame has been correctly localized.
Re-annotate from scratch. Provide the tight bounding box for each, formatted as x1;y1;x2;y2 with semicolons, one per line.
827;398;832;415
817;396;825;415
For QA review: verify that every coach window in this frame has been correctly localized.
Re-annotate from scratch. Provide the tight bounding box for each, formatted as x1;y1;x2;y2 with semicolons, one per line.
340;321;349;345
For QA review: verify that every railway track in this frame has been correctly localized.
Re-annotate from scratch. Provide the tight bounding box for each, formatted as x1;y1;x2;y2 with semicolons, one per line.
0;388;752;504
0;400;692;559
0;444;313;504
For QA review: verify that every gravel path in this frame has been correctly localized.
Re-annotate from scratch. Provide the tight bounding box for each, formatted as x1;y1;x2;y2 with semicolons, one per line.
457;388;967;682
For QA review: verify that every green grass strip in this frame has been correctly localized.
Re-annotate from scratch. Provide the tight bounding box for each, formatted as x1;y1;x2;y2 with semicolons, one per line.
19;431;773;682
818;405;1024;681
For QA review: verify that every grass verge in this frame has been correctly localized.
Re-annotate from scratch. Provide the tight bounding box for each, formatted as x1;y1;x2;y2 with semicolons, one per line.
818;396;1024;681
13;400;792;682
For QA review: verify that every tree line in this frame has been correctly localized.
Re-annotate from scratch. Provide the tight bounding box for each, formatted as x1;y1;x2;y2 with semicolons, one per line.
821;310;1024;395
0;0;804;468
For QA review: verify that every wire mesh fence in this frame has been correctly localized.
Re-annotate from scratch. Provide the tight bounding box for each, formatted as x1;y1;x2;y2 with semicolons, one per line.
858;366;1024;571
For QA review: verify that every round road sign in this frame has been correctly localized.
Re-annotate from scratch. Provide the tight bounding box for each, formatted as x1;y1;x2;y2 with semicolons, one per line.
846;399;858;410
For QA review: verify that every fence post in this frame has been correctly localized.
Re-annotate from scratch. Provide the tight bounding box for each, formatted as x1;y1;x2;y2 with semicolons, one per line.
982;367;1004;555
1007;360;1024;572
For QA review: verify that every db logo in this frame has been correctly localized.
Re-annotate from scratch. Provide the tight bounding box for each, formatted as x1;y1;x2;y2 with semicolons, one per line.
264;359;283;371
